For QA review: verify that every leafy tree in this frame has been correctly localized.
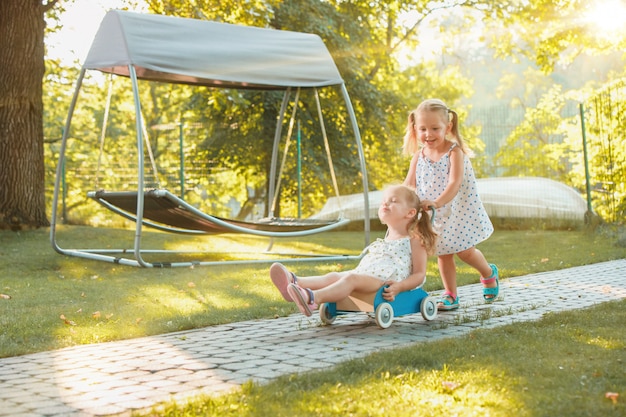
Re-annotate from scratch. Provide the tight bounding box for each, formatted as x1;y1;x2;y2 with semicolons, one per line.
0;0;512;228
484;0;626;72
273;0;496;186
481;0;626;222
49;1;487;225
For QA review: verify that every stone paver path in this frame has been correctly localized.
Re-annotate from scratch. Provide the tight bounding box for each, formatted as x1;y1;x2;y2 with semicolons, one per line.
1;259;625;416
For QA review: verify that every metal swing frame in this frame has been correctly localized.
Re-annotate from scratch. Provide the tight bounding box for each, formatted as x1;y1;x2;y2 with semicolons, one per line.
50;65;370;268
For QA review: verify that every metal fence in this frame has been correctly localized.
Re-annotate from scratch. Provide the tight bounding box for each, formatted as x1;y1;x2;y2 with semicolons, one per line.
580;80;626;224
467;92;623;225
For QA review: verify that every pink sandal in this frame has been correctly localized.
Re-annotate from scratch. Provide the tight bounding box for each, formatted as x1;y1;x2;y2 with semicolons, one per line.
270;263;296;302
287;283;318;317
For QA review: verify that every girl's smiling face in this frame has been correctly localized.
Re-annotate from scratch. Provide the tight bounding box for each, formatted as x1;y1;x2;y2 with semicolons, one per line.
414;110;451;148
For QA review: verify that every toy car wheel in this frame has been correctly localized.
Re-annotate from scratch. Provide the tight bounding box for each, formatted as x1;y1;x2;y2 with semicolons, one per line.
420;295;437;321
319;303;336;325
375;303;394;329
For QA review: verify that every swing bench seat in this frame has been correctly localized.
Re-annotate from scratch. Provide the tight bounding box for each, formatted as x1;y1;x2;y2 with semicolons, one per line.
87;189;350;237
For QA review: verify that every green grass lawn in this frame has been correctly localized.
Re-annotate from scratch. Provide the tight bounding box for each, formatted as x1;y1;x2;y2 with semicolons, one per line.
1;225;624;358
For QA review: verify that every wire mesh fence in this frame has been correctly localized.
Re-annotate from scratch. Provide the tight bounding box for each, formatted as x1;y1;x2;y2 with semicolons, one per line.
467;89;623;226
581;80;626;224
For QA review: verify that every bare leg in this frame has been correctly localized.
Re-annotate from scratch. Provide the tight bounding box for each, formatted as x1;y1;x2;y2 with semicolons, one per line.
296;271;348;291
457;247;498;302
436;254;460;310
456;247;495;285
438;254;457;296
270;264;350;302
310;273;384;304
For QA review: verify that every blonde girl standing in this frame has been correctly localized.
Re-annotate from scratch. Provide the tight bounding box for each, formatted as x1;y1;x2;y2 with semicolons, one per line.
403;98;498;310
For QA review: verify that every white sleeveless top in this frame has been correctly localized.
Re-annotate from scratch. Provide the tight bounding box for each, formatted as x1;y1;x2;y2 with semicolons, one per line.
354;237;412;281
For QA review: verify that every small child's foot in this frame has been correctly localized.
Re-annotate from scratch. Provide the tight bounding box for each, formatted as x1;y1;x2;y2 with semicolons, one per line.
437;291;459;311
270;263;296;302
287;283;318;317
480;264;499;303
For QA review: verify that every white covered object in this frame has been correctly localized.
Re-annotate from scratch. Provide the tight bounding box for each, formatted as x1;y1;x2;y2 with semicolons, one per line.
312;177;587;222
478;177;586;221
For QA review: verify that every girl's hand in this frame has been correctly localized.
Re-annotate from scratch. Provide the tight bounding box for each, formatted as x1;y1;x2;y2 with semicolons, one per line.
382;281;400;301
421;200;436;211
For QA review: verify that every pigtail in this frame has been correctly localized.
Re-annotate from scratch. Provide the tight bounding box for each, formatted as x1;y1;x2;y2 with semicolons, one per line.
393;184;438;254
412;208;438;256
447;109;473;157
402;111;419;156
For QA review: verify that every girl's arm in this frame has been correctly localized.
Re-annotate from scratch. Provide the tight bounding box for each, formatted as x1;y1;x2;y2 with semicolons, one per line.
382;238;427;300
402;153;418;188
431;146;464;209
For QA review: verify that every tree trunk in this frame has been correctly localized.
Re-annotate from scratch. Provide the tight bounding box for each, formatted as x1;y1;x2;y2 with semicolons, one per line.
0;0;50;230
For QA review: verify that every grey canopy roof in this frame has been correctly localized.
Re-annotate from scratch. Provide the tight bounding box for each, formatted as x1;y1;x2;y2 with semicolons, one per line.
83;10;344;89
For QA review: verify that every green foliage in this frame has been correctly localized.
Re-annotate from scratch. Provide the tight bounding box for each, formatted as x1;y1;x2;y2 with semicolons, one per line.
580;80;626;223
494;78;626;224
485;0;626;72
495;85;573;179
273;0;401;191
47;0;407;224
144;0;274;26
272;0;489;189
42;0;626;227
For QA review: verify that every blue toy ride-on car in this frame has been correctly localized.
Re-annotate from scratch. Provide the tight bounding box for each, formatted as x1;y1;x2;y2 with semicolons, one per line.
319;285;437;329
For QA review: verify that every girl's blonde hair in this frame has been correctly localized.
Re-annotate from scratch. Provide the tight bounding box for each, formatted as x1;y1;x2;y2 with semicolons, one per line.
392;184;438;255
402;98;471;156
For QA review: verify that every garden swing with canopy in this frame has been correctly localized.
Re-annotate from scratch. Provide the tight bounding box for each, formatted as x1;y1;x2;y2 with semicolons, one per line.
50;10;371;268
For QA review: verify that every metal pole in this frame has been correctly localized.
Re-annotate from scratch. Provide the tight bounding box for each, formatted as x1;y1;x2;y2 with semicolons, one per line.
297;120;302;218
579;102;594;216
129;65;150;267
61;156;67;223
51;68;86;251
179;121;185;198
268;89;291;217
340;84;370;245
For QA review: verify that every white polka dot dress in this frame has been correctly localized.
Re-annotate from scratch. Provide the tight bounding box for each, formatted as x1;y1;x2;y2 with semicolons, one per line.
415;144;493;256
354;237;412;282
